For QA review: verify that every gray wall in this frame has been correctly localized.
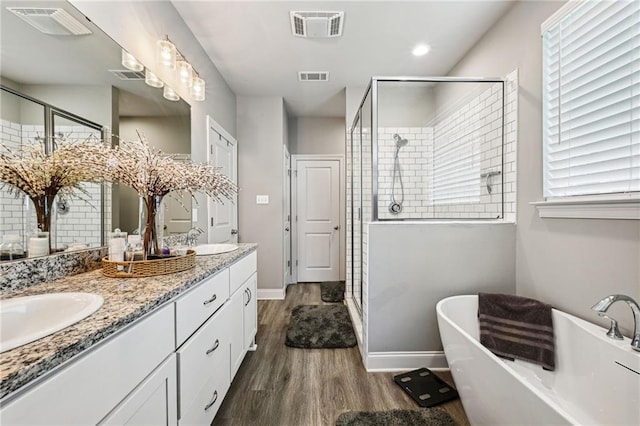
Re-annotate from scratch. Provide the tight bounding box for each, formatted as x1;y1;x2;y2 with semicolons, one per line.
446;0;640;334
69;0;238;239
289;117;345;155
237;96;286;291
368;222;515;352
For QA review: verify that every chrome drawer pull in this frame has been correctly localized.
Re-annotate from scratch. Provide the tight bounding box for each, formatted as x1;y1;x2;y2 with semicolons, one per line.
203;294;217;305
204;390;218;411
206;339;220;355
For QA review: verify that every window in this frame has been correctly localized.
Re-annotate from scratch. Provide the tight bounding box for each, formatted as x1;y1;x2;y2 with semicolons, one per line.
538;0;639;219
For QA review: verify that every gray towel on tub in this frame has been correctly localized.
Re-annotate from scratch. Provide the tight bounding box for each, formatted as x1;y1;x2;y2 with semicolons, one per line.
478;292;555;371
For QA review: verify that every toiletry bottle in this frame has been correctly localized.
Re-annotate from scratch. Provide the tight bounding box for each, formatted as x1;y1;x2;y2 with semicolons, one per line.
107;229;127;266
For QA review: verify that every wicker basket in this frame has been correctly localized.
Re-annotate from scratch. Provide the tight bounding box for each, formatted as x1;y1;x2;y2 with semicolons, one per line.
102;250;196;278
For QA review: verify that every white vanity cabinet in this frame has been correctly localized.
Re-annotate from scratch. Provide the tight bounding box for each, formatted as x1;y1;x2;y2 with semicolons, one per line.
0;304;176;425
99;355;177;425
229;252;258;379
175;251;257;424
0;249;258;426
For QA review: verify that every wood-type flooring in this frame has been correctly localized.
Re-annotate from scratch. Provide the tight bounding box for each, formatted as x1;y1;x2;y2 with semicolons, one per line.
214;283;469;426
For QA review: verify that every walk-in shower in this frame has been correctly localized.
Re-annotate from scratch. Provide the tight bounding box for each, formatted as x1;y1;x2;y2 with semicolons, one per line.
389;133;408;214
347;75;517;316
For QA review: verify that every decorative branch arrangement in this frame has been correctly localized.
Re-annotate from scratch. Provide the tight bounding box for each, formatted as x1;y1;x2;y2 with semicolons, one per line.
0;136;111;252
106;132;236;256
0;132;236;259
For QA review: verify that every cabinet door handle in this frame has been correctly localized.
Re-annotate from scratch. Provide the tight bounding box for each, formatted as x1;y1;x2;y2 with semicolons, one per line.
203;294;217;305
204;390;218;411
244;288;251;306
206;339;220;355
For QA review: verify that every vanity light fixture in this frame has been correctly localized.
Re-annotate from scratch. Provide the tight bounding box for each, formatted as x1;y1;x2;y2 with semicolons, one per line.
157;37;177;70
191;76;206;101
155;35;206;101
163;85;180;102
412;44;431;57
145;69;164;88
176;60;193;87
121;49;143;72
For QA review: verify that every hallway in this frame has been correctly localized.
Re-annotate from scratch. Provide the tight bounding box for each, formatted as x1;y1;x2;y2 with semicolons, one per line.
214;284;469;425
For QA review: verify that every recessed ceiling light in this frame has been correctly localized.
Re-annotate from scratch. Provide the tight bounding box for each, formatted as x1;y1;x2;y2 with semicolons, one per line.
412;44;431;57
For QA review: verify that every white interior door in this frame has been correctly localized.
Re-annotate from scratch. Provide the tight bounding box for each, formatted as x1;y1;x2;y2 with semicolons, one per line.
207;117;238;244
284;146;292;285
163;154;192;235
296;159;340;282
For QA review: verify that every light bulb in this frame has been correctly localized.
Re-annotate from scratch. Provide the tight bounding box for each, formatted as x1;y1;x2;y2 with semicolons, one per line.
412;44;431;57
121;50;143;72
176;60;193;87
163;85;180;101
190;77;205;101
157;39;176;70
145;69;164;88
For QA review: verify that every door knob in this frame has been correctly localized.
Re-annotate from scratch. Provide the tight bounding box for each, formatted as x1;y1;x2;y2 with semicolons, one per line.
231;229;238;235
333;225;339;230
285;227;290;232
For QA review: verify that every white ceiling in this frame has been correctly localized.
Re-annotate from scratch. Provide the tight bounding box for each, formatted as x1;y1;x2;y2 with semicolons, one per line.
172;0;516;118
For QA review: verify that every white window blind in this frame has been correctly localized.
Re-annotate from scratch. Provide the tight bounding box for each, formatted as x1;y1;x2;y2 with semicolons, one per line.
542;0;640;198
432;132;481;205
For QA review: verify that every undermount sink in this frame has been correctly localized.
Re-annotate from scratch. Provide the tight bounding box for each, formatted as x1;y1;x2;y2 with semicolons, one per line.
193;243;239;256
0;292;104;353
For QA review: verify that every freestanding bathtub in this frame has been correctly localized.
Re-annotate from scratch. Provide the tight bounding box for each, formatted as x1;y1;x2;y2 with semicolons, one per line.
436;295;640;425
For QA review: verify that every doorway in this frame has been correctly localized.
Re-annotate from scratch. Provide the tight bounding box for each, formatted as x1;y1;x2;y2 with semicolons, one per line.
292;156;344;282
207;115;238;244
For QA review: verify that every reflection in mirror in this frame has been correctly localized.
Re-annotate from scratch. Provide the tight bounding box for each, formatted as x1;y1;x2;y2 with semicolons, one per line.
0;0;191;261
0;90;46;253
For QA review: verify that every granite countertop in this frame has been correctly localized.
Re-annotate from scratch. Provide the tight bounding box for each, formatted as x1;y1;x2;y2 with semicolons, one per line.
0;243;257;400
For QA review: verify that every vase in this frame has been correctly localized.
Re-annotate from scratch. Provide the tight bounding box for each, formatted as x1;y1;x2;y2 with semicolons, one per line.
29;194;55;254
142;194;164;259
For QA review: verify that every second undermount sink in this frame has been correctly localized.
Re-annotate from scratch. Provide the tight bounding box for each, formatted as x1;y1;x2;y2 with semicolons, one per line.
193;243;239;256
0;292;104;353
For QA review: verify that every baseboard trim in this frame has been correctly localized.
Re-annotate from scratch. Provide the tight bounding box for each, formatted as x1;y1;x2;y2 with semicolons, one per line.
257;288;286;300
365;351;448;372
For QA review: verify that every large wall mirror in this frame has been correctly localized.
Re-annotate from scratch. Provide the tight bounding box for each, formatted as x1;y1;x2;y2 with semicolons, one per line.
0;0;192;260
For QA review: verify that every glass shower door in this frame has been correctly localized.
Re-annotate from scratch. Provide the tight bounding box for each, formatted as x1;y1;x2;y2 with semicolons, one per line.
351;113;362;314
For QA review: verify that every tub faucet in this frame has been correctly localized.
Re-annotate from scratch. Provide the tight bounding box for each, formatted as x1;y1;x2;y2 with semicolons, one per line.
185;227;204;247
591;294;640;351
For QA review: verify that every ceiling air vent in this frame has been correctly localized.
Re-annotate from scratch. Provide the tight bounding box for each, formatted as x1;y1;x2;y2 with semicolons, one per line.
290;11;344;38
109;70;145;81
298;72;329;82
6;7;92;36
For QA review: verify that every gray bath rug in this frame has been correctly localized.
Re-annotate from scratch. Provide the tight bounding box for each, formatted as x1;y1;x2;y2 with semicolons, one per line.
321;281;345;302
285;304;357;348
335;408;457;426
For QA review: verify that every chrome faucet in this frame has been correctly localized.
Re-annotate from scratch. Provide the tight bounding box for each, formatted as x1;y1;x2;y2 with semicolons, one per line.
185;227;204;247
591;294;640;351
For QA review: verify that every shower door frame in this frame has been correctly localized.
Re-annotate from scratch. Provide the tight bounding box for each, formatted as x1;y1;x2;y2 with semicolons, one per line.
348;76;506;317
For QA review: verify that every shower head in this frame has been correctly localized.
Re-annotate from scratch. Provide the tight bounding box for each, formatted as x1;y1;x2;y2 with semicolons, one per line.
393;133;408;149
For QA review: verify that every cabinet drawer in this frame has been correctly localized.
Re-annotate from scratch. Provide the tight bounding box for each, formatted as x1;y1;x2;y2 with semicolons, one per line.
230;251;257;295
0;304;175;425
175;268;229;346
178;373;229;426
177;304;230;418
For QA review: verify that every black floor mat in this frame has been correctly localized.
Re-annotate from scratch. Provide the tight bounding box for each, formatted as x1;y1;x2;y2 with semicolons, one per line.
394;368;459;408
285;304;356;348
321;281;345;302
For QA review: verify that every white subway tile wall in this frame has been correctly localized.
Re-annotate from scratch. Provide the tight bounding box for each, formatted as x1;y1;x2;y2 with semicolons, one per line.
0;119;26;241
376;74;518;220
